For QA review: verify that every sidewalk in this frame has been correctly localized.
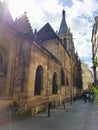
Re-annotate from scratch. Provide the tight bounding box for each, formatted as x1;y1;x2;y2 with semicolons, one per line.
0;100;12;125
0;100;98;130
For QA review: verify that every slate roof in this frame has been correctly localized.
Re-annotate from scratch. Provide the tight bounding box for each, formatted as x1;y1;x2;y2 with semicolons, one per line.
36;23;58;43
58;9;68;34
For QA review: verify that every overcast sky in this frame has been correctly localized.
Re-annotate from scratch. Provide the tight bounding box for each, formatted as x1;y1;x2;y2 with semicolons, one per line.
4;0;98;70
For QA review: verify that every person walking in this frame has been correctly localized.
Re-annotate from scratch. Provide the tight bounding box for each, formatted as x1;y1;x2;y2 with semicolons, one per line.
90;93;94;102
82;93;87;103
86;93;90;102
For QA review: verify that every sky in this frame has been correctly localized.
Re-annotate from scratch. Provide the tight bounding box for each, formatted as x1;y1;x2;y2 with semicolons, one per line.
2;0;98;71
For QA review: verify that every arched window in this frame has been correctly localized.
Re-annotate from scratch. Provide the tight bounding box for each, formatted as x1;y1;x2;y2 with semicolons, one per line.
52;72;58;94
61;69;65;86
34;65;43;96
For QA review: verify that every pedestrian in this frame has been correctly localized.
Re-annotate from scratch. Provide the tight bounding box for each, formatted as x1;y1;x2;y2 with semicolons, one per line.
90;93;94;102
82;93;87;103
86;92;90;102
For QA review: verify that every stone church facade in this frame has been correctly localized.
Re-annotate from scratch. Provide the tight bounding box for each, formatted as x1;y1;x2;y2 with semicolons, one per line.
0;1;82;115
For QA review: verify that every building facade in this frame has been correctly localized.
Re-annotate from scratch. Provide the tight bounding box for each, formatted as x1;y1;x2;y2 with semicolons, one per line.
0;1;82;116
81;61;93;91
91;16;98;86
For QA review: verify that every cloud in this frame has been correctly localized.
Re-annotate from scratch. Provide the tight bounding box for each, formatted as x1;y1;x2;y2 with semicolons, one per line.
63;0;98;69
70;0;98;17
6;0;98;69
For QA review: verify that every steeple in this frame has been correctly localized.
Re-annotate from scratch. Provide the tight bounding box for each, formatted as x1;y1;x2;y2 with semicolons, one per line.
58;9;68;34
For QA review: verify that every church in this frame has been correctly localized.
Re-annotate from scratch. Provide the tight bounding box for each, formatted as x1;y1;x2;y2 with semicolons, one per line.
0;1;82;116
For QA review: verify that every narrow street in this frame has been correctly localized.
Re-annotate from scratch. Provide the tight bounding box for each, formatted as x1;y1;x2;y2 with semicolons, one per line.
0;99;98;130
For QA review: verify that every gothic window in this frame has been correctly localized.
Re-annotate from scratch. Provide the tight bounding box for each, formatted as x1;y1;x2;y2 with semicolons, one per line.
52;72;58;94
61;69;65;86
34;65;43;96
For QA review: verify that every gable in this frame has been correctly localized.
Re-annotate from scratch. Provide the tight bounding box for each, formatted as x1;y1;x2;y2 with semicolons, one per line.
36;23;58;43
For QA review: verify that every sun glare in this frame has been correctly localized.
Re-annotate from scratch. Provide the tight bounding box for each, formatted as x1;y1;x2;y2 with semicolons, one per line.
7;0;27;19
5;0;34;19
5;0;44;25
4;0;44;22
